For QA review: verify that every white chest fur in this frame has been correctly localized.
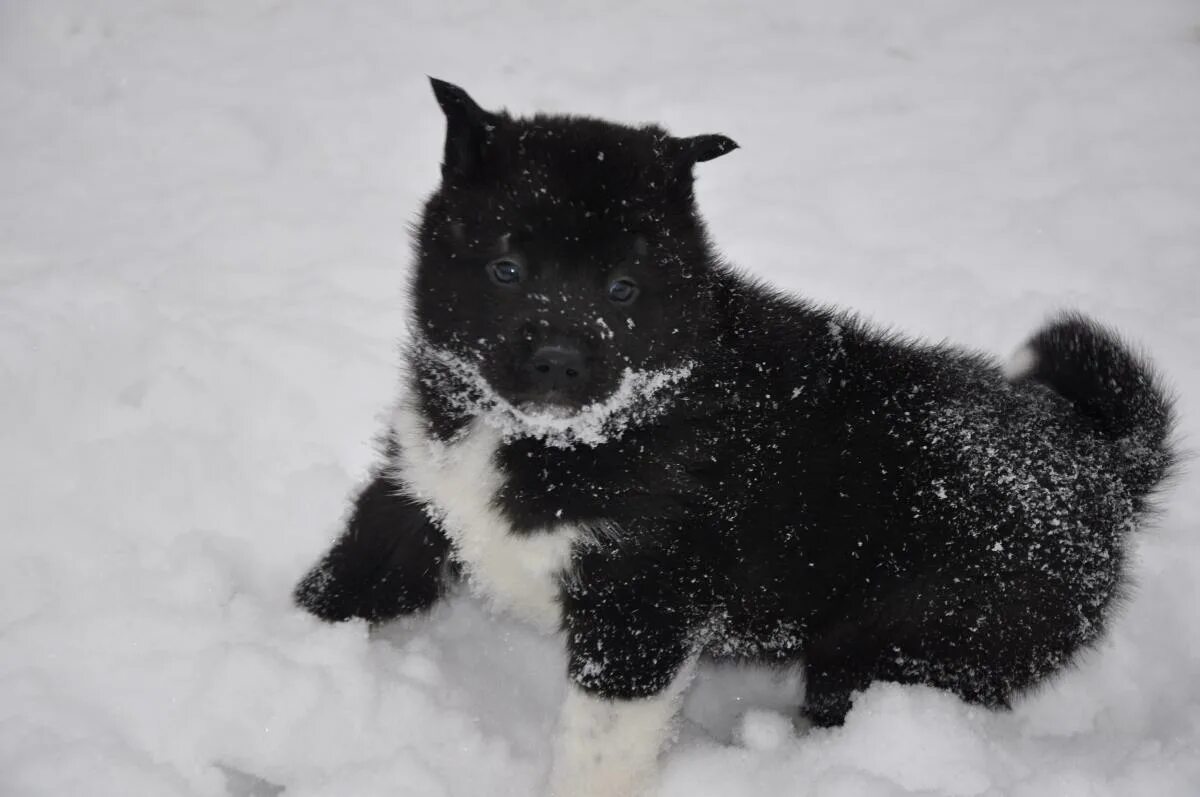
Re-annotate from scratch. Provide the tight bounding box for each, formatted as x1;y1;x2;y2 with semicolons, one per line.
390;400;579;631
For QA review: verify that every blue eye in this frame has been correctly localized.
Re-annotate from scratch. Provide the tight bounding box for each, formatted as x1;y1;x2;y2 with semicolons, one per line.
488;259;522;285
608;278;638;304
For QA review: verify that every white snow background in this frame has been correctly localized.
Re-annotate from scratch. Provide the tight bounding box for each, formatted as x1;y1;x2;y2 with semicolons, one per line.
2;1;1198;795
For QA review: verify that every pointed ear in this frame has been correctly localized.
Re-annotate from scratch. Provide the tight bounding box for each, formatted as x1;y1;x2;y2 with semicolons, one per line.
674;134;739;165
429;77;497;180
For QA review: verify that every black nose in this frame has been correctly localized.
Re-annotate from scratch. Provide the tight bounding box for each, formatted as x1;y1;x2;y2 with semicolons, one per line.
527;344;589;393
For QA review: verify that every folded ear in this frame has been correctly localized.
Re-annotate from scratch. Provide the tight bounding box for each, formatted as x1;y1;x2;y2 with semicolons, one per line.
429;77;498;180
674;134;739;165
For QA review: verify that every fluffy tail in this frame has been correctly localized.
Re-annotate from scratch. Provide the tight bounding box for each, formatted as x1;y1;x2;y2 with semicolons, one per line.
1007;312;1176;507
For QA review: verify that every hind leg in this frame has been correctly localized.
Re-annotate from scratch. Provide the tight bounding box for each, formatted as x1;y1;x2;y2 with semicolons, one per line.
802;654;870;728
801;623;1012;729
801;570;1109;727
294;472;452;623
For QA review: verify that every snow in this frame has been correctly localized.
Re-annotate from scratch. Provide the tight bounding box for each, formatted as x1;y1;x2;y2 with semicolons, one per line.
2;1;1198;795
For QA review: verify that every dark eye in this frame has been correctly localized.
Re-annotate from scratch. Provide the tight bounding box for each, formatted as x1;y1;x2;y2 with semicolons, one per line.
608;278;638;304
488;259;522;285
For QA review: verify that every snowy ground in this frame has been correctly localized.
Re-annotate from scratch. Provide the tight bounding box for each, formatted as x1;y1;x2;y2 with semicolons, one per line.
2;1;1198;795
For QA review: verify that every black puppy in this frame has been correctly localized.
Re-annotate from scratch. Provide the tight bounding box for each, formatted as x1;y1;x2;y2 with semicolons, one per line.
295;79;1175;796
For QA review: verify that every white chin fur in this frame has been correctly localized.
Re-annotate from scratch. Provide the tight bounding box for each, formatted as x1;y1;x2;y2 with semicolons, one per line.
415;342;693;449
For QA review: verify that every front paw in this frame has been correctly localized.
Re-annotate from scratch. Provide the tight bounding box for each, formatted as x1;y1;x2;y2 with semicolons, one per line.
294;556;422;623
548;683;687;797
294;474;450;623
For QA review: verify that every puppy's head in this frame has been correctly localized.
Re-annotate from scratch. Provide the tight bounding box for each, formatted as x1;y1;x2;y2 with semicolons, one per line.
411;78;736;414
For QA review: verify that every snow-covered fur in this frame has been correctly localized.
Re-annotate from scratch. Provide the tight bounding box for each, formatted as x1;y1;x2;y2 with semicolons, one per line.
294;79;1177;793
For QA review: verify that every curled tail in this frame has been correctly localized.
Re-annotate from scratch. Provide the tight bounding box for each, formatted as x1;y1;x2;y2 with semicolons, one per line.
1007;312;1176;508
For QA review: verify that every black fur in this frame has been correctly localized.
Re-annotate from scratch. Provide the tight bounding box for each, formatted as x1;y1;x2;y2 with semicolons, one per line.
296;80;1176;727
294;465;452;623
